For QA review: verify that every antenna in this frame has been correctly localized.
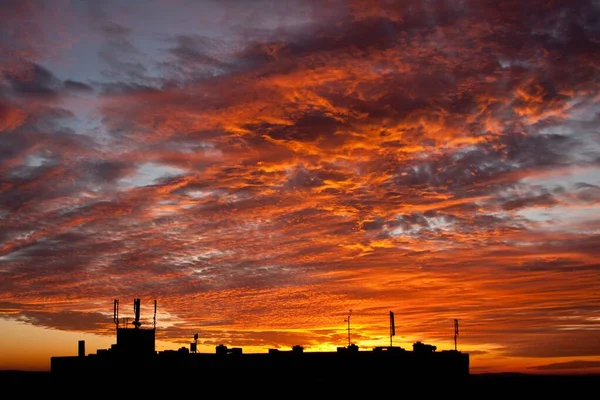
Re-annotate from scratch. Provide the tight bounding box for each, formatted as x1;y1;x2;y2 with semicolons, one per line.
113;299;119;329
454;319;459;351
389;311;395;347
133;298;141;329
153;300;157;330
344;309;352;347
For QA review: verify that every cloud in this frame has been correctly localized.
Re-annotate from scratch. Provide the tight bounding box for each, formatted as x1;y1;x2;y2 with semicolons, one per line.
529;360;600;371
0;101;27;132
0;0;599;371
64;80;94;93
97;22;149;81
16;310;112;333
4;63;61;97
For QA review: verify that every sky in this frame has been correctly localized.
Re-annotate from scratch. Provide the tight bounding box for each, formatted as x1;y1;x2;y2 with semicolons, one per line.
1;0;599;374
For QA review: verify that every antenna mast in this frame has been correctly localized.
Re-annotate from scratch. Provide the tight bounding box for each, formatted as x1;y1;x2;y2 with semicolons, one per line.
133;298;141;329
389;311;395;347
454;319;459;351
113;299;119;330
153;300;157;330
345;309;352;347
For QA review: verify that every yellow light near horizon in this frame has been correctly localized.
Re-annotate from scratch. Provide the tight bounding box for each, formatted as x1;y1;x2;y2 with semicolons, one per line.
0;319;114;371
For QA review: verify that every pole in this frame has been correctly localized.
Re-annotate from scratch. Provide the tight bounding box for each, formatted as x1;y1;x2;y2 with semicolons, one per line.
153;300;157;330
346;310;352;347
390;311;395;347
454;319;459;351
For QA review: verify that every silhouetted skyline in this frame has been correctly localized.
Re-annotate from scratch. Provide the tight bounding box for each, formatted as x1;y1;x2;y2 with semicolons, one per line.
1;0;599;374
50;299;470;385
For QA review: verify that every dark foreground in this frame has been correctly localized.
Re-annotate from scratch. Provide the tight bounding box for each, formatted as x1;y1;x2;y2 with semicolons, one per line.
1;370;599;396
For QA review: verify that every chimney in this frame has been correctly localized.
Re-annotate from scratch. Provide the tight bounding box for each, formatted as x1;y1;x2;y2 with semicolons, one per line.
78;340;85;357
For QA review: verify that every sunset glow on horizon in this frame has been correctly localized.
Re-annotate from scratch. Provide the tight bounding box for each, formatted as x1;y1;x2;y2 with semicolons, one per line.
1;0;600;374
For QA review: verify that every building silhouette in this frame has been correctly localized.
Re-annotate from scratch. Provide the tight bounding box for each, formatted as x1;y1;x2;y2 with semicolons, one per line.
50;299;470;385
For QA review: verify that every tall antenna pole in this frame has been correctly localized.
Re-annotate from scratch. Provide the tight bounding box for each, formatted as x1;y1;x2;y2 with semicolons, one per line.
153;300;157;330
390;311;395;347
346;309;352;347
454;319;459;351
133;298;141;329
113;299;119;330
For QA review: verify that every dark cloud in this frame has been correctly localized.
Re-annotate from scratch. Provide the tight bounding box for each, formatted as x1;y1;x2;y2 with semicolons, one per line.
499;330;600;358
77;160;132;184
285;166;324;189
4;63;61;97
529;360;600;371
64;79;94;92
256;111;344;143
98;81;160;95
501;192;557;211
162;34;234;81
17;310;112;333
97;21;150;82
390;131;585;202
